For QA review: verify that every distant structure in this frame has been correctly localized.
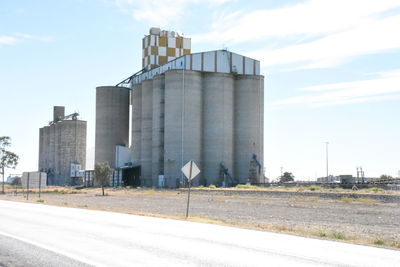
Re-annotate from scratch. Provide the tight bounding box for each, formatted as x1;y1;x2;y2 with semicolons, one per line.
39;106;87;185
316;175;378;184
95;28;264;188
6;174;21;184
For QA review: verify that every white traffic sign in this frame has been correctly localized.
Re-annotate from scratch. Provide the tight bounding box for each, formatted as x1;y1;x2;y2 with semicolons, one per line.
181;160;200;181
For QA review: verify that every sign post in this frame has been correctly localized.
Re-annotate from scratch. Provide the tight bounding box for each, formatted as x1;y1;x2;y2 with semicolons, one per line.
181;160;200;218
26;172;30;200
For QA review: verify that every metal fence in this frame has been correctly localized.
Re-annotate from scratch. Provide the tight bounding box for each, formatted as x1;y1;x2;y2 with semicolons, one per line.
252;181;400;191
82;170;122;187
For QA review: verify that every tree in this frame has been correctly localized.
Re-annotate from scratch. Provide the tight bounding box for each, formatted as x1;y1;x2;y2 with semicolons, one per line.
0;136;19;194
94;162;111;196
379;174;393;181
279;172;294;183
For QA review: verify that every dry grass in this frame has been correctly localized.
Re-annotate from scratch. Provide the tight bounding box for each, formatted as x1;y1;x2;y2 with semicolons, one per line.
235;184;260;190
340;197;377;205
341;197;354;203
294;196;320;202
357;197;377;204
142;189;156;195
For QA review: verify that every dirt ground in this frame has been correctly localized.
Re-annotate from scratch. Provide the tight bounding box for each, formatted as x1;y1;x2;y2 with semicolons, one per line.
1;187;399;249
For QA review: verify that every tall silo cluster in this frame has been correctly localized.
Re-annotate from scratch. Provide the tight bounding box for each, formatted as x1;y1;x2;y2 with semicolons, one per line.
39;106;87;185
128;69;263;187
95;28;264;188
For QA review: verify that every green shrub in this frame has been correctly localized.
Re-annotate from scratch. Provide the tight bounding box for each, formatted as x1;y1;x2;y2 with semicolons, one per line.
308;185;322;191
366;187;384;193
208;184;216;189
332;232;346;240
374;237;385;245
317;230;327;237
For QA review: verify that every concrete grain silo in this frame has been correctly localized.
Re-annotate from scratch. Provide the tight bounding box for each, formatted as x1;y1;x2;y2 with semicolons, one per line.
38;127;45;171
38;107;87;185
164;70;203;187
42;126;50;176
151;75;165;186
234;75;264;184
140;80;153;186
95;86;130;168
202;73;234;185
131;83;142;164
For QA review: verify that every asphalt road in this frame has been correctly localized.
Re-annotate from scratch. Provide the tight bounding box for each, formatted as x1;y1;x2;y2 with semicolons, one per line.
0;234;90;267
0;200;399;267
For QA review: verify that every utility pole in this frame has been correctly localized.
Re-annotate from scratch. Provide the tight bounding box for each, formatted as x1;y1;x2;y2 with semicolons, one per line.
356;167;360;183
39;172;42;198
361;167;364;183
280;167;283;181
325;142;329;183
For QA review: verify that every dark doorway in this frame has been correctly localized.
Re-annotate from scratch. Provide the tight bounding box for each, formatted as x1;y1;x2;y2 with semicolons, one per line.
122;167;141;187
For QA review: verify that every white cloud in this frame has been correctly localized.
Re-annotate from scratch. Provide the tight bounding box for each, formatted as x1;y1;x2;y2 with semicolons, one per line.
113;0;233;26
192;0;400;69
247;14;400;69
0;33;53;46
0;36;18;45
273;69;400;107
195;0;400;43
14;33;54;42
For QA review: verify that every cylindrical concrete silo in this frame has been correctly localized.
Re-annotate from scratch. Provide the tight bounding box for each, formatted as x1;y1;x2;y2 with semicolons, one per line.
38;127;44;171
140;80;153;186
48;124;56;183
54;122;62;184
152;74;165;187
234;75;264;184
42;126;51;183
131;83;142;164
95;86;130;169
75;120;87;171
58;120;87;185
202;73;234;186
164;70;202;187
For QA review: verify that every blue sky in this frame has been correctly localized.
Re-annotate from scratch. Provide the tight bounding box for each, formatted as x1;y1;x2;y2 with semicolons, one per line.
1;0;399;180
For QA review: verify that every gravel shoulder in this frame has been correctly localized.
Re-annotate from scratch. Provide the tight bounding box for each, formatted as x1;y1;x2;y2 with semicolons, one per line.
1;187;399;249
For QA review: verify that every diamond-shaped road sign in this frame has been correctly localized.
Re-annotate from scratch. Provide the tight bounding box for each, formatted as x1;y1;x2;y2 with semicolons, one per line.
181;160;200;181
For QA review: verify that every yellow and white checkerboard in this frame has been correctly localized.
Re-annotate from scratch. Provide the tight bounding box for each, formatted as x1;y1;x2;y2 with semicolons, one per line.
142;29;191;70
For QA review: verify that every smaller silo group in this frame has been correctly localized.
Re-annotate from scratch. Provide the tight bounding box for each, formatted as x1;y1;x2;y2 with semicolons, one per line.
38;106;87;185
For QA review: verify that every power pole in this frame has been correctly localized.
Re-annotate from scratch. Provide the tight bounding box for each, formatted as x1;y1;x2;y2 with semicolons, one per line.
361;167;364;183
280;167;283;181
325;142;329;182
356;167;359;183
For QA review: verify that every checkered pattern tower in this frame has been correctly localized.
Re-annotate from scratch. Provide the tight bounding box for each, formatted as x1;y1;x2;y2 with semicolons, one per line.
142;27;191;71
